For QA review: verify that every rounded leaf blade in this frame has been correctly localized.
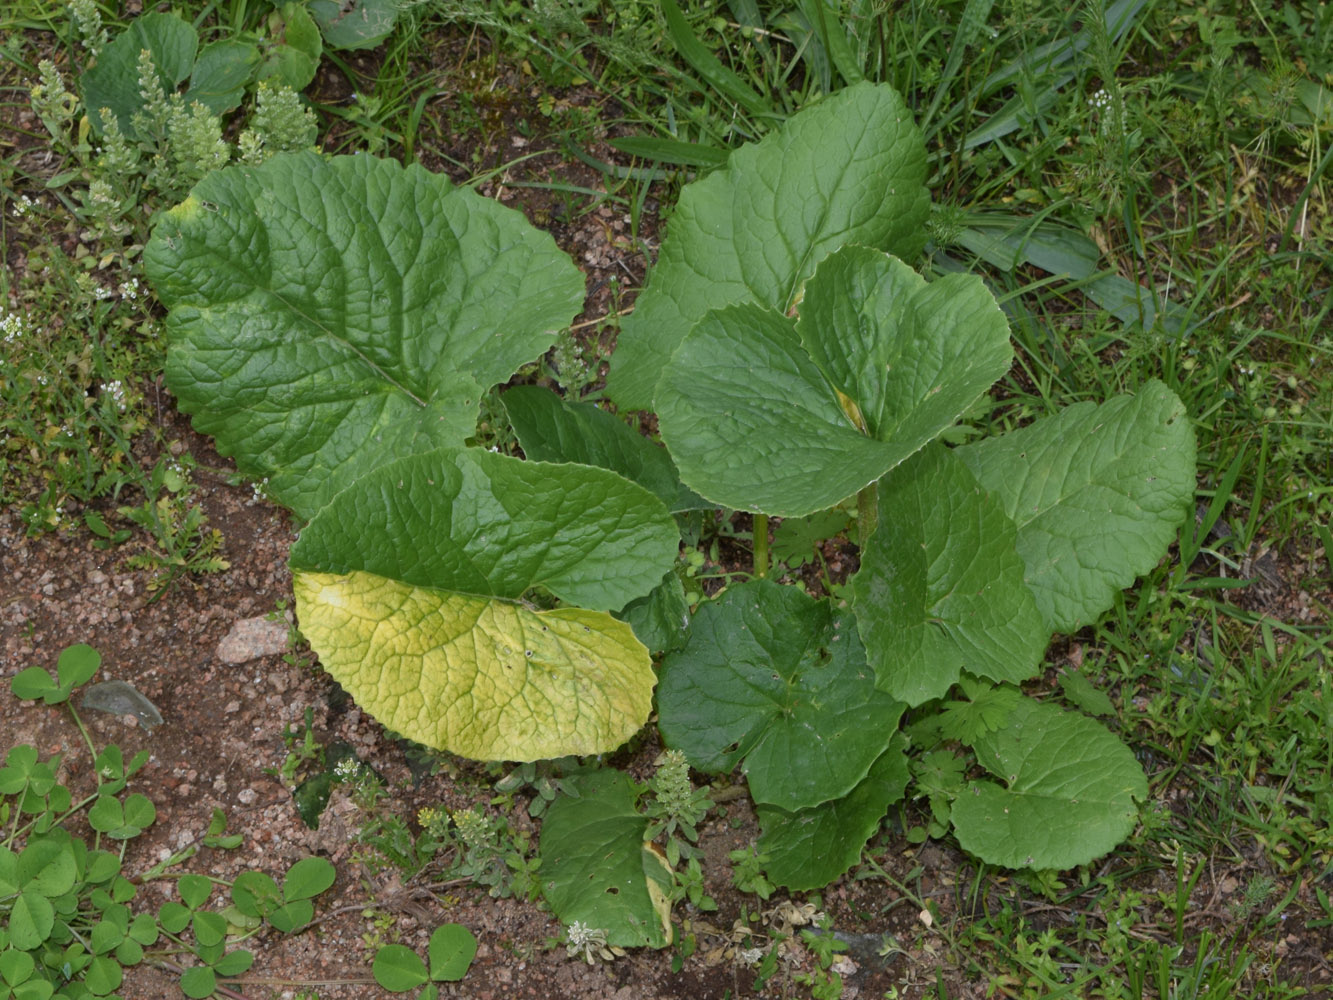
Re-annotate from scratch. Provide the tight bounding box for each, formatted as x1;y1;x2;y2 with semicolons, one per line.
428;924;478;982
657;304;898;516
657;247;1012;517
950;698;1149;869
955;381;1196;632
293;572;654;761
372;944;428;992
145;153;584;520
657;580;904;811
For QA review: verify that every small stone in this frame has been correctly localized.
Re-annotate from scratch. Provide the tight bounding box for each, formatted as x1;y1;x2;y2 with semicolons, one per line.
216;615;290;664
224;700;241;713
237;788;257;805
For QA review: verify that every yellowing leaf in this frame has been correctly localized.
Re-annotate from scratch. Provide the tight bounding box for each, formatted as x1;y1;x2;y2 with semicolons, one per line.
294;570;655;761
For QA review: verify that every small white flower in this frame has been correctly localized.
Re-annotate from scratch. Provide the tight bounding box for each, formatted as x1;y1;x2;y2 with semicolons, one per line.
565;921;610;964
333;758;363;782
1;312;33;342
100;380;127;411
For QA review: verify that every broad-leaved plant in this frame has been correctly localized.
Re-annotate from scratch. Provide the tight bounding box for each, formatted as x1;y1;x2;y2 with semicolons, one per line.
145;82;1196;948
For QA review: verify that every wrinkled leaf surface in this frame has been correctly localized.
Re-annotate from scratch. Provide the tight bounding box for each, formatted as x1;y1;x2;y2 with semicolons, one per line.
657;580;903;811
145;153;584;520
290;450;677;761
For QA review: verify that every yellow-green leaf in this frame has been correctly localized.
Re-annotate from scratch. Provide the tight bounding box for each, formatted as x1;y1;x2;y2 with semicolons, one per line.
294;571;655;761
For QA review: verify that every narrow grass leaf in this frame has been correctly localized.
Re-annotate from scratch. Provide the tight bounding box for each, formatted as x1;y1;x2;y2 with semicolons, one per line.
659;0;773;117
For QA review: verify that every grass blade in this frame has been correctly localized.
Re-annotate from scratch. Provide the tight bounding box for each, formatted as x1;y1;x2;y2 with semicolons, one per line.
660;0;775;118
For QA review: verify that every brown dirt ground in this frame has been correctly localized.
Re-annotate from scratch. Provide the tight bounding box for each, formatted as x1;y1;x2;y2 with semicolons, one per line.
4;19;1333;1000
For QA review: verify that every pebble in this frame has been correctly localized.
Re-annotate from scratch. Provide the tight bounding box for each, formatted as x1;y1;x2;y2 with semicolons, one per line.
216;615;290;664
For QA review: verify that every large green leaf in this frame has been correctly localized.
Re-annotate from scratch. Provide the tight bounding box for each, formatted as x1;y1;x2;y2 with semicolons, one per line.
502;386;705;512
853;445;1048;706
289;449;678;761
145;153;584;521
950;698;1148;869
606;82;930;409
540;770;673;949
955;381;1195;631
82;12;198;138
757;735;910;891
309;0;399;49
656;247;1011;515
657;580;904;812
182;40;259;115
257;4;323;90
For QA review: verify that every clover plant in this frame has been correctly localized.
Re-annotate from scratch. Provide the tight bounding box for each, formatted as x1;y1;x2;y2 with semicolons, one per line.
4;644;342;1000
144;80;1196;944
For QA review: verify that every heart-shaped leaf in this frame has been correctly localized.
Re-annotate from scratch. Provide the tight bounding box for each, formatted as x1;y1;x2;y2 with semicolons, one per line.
145;152;585;520
657;580;903;811
82;12;197;138
657;247;1011;516
853;445;1048;706
183;40;259;115
283;857;336;901
950;698;1148;869
19;835;77;897
955;380;1196;631
8;890;54;950
258;4;322;90
309;0;400;49
539;770;673;949
607;82;931;409
180;965;217;999
373;944;428;992
290;449;678;761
